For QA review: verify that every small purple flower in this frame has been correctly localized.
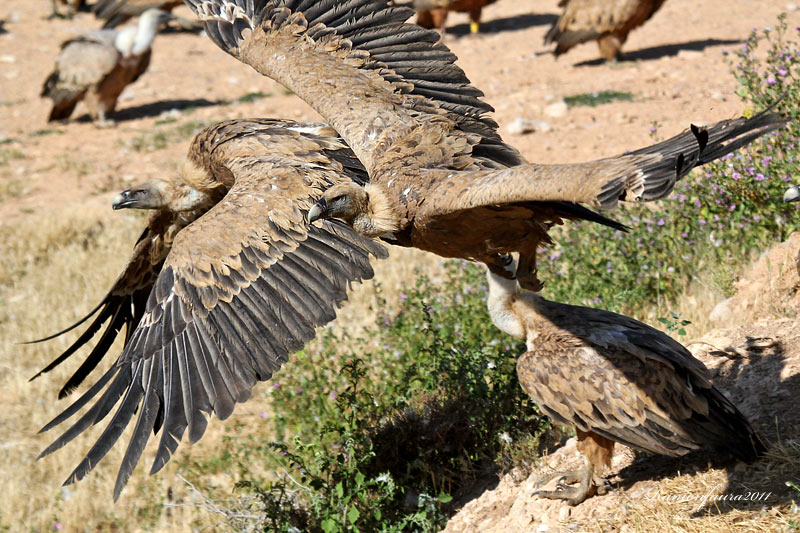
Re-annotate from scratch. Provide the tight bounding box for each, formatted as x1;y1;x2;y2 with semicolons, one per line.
728;204;736;211
259;412;268;419
766;76;777;85
294;388;303;395
732;171;741;180
329;391;338;400
332;444;340;451
778;67;788;77
753;214;762;222
680;232;688;238
426;306;434;314
400;293;407;301
54;524;63;531
656;218;666;226
699;219;706;226
755;173;766;181
694;199;702;208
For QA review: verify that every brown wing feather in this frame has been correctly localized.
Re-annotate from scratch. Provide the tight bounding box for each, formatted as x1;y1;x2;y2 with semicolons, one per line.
515;296;765;461
186;0;522;177
37;121;387;501
28;210;179;398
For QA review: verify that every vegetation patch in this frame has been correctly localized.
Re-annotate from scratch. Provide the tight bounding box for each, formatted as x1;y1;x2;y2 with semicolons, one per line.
564;89;634;108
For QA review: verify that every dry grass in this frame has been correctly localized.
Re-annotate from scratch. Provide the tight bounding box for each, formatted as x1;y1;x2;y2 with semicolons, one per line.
0;205;441;531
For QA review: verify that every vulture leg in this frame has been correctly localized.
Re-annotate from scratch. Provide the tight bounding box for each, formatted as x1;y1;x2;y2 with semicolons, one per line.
533;431;614;506
516;241;543;292
598;34;624;61
469;6;483;34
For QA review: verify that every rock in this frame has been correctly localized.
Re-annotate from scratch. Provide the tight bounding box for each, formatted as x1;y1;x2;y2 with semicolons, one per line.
507;117;551;135
708;298;732;324
558;506;571;522
544;100;568;118
787;2;798;11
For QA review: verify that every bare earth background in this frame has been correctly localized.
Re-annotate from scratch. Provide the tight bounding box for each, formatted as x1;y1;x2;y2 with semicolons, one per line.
1;0;799;531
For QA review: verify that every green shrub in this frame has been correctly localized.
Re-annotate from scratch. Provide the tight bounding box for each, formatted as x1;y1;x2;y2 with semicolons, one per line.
538;15;800;312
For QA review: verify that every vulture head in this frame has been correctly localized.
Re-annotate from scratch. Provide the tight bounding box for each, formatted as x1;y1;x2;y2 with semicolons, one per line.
112;166;219;213
784;184;800;202
308;182;400;237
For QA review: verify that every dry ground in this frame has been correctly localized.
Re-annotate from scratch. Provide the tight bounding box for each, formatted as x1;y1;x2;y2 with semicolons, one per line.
1;0;799;530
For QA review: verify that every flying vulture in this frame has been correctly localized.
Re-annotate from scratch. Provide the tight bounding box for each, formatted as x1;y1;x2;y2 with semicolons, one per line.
92;0;183;28
32;119;387;500
485;261;765;505
413;0;498;34
544;0;667;60
41;8;171;123
185;0;786;291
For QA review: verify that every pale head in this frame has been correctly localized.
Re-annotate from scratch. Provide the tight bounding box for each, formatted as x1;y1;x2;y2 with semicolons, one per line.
112;160;218;212
784;184;800;203
308;182;400;238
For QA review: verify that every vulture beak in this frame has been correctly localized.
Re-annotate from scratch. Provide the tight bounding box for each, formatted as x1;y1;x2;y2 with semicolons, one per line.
784;185;800;203
112;189;147;210
308;198;327;223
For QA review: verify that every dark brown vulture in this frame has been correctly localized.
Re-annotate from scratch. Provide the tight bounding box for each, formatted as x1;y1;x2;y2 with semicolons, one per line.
544;0;668;60
93;0;183;28
185;0;786;292
50;0;89;19
41;8;171;123
413;0;498;34
31;119;387;500
485;262;765;505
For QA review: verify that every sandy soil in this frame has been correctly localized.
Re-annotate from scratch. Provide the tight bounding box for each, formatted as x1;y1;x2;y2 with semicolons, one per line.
1;0;799;530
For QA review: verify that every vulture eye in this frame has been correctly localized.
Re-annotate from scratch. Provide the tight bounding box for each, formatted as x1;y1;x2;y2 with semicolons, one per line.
331;194;349;204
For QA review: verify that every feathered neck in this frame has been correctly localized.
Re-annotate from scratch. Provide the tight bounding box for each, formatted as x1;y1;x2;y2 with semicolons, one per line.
114;11;160;56
359;183;401;237
486;269;526;339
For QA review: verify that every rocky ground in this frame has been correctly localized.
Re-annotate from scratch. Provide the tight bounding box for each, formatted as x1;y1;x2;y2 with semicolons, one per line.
1;0;800;530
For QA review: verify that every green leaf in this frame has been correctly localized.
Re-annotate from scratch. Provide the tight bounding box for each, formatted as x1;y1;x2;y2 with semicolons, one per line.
321;518;338;533
335;481;344;499
355;471;365;487
348;506;360;524
438;492;453;503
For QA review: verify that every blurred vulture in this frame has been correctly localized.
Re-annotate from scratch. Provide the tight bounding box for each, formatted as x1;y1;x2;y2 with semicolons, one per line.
545;0;667;60
31;119;387;500
486;263;765;505
413;0;498;34
93;0;183;28
186;0;785;292
41;8;171;123
50;0;89;19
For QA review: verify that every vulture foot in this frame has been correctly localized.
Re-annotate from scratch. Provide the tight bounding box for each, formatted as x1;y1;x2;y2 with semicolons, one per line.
533;464;609;506
95;118;117;129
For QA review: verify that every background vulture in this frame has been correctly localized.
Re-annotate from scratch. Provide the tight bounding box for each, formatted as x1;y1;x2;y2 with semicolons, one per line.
32;119;387;500
545;0;668;60
485;262;765;505
41;8;171;123
185;0;786;291
50;0;89;19
92;0;183;28
413;0;498;34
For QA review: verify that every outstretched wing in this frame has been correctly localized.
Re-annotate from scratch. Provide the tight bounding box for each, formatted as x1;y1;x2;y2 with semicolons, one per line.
37;122;387;501
28;210;177;399
185;0;522;176
417;106;787;220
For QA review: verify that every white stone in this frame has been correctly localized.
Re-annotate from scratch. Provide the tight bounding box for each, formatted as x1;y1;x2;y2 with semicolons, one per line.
544;100;568;118
507;117;551;135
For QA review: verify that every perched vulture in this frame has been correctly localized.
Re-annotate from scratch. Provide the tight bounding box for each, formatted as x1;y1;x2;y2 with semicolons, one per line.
32;119;387;499
93;0;183;28
544;0;667;60
41;8;171;123
185;0;786;291
413;0;498;34
486;262;765;505
50;0;89;19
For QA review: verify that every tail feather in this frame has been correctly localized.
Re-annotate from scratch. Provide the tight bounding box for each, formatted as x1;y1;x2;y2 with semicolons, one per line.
598;104;789;208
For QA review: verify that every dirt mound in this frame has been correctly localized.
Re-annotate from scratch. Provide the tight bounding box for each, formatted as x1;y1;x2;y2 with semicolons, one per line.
710;232;800;324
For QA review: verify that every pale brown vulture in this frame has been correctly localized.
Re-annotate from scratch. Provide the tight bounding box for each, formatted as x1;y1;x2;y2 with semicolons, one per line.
413;0;498;34
93;0;183;28
544;0;667;60
31;119;387;500
41;8;170;123
485;263;765;505
184;0;786;291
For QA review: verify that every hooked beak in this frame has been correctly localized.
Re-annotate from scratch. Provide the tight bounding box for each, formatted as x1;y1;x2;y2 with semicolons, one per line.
308;198;327;223
112;189;145;210
784;185;800;203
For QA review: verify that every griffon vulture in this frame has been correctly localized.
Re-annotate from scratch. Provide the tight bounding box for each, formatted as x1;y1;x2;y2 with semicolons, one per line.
544;0;667;60
31;119;387;500
186;0;785;292
414;0;498;34
486;262;765;505
92;0;196;29
41;8;171;123
50;0;89;19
